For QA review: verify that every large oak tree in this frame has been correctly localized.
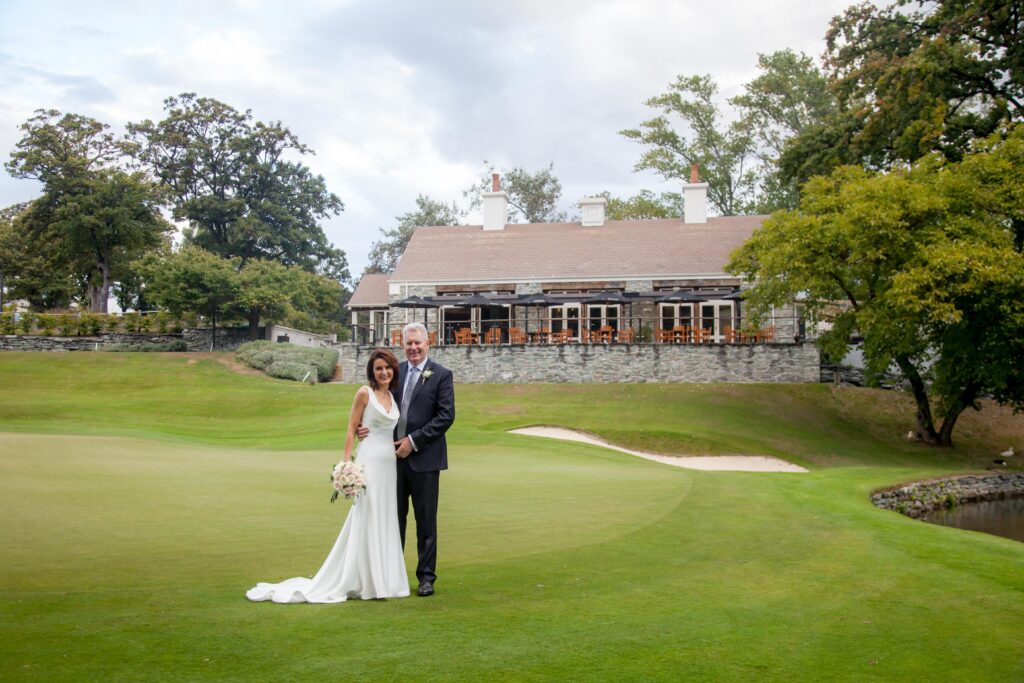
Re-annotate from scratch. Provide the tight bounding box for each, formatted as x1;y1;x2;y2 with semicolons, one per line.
728;125;1024;446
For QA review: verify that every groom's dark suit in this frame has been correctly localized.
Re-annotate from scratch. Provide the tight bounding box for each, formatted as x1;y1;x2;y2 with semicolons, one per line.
392;357;455;586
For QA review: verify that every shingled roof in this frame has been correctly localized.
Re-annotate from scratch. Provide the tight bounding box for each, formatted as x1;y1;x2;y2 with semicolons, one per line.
388;215;766;284
348;273;391;308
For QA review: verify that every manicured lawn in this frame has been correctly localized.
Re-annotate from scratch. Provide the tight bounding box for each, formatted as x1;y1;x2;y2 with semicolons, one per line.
1;352;1023;680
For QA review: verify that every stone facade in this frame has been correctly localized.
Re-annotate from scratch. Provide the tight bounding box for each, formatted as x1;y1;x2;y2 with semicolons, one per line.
0;327;258;352
336;341;820;384
872;473;1024;518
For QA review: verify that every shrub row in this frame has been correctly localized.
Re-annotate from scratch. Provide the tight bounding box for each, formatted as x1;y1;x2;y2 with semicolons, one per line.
0;312;197;336
236;340;339;384
103;340;189;352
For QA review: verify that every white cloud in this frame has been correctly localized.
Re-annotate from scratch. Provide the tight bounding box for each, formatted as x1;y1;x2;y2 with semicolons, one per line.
0;0;866;276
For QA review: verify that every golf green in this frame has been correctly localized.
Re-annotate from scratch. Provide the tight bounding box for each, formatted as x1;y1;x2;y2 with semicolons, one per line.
1;352;1022;681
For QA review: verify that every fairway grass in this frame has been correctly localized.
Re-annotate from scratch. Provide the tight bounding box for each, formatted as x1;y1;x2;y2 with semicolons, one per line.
1;352;1023;681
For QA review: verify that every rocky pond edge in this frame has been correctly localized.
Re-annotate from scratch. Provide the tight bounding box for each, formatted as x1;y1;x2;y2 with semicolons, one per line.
872;472;1024;518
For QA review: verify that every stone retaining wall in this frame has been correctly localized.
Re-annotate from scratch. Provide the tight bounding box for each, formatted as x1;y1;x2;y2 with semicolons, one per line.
0;327;257;352
872;473;1024;518
336;342;820;384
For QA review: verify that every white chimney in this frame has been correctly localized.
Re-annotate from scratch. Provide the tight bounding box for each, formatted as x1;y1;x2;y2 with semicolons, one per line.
683;163;708;224
580;197;607;227
482;173;508;231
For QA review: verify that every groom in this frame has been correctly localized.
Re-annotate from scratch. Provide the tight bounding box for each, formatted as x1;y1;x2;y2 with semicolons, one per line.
364;321;454;597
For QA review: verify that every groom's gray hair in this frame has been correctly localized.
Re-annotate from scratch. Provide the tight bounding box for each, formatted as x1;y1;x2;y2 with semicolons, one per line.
403;322;428;342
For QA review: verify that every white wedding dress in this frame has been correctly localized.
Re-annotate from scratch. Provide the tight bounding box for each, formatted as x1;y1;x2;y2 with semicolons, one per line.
246;390;410;603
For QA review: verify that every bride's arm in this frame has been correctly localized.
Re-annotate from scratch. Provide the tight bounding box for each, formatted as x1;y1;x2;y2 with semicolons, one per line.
344;387;370;463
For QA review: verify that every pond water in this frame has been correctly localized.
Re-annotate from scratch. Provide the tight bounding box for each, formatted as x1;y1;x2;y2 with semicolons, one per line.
923;497;1024;543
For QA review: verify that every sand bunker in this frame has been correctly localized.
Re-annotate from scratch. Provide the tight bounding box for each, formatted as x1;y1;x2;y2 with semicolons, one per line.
508;426;808;473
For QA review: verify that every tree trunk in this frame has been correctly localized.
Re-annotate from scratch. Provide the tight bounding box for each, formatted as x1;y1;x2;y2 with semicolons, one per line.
936;383;981;447
248;307;261;339
895;355;941;445
211;309;217;351
88;258;111;313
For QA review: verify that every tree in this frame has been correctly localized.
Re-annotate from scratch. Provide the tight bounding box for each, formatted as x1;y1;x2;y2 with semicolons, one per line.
465;162;567;223
731;50;836;211
728;126;1024;447
590;190;682;220
125;93;347;276
5;110;172;312
0;203;77;310
620;75;760;216
141;246;241;348
782;0;1024;182
234;259;301;338
365;194;461;274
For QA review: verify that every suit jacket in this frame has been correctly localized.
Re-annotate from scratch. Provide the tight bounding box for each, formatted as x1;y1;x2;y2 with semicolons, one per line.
392;358;455;473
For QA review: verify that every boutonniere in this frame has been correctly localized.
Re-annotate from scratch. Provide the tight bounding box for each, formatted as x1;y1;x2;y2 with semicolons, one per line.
421;370;434;380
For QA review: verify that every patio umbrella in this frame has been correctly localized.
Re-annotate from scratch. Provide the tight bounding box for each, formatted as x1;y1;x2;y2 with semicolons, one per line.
388;295;439;323
654;289;705;303
721;290;745;301
451;293;493;307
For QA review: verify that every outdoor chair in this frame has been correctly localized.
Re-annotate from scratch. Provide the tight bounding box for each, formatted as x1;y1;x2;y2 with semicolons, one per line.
484;327;502;344
758;326;776;343
508;327;527;344
454;328;474;345
598;325;614;343
655;328;674;344
673;325;690;343
551;329;573;344
390;329;403;346
616;328;635;343
428;330;438;346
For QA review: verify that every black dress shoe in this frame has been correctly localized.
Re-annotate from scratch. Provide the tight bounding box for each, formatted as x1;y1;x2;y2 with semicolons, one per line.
417;582;434;597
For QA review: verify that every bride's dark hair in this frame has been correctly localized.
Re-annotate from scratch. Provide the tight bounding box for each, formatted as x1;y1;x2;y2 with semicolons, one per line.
366;349;400;390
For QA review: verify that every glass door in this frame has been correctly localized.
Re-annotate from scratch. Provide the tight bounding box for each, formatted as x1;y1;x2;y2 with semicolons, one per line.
699;301;734;342
549;304;581;339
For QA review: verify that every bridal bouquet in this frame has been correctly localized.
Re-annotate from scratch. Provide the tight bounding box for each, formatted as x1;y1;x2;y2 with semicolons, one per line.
330;460;366;503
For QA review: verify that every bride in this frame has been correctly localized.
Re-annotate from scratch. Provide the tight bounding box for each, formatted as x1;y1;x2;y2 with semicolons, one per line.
246;349;410;603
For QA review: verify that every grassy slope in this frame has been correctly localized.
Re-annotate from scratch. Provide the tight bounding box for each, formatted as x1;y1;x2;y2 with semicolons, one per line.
1;352;1023;681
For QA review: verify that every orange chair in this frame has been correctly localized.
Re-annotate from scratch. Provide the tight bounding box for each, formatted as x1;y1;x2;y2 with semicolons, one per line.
390;329;403;346
655;328;674;344
673;325;690;343
616;328;635;343
508;327;527;344
484;327;502;344
552;329;573;344
598;325;614;343
427;330;438;346
758;326;776;343
454;328;474;345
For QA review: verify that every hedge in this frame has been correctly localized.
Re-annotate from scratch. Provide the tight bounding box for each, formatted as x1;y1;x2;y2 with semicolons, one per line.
236;341;339;383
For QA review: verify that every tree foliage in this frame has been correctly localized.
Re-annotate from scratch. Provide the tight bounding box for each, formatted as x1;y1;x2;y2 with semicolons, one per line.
731;50;835;211
0;203;77;310
365;194;461;274
728;125;1024;446
5;110;172;312
140;246;241;345
125;93;348;281
622;54;832;216
465;162;566;223
782;0;1024;182
621;75;759;216
592;190;682;220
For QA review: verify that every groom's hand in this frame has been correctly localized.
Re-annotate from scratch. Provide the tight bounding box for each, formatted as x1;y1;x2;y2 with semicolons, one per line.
394;437;413;458
356;424;369;440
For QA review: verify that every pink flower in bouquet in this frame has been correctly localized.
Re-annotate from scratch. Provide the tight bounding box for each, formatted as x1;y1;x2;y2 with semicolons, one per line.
330;461;366;502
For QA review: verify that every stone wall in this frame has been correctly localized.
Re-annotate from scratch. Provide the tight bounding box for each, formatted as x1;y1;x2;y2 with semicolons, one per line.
336;341;820;384
872;473;1024;518
0;327;258;352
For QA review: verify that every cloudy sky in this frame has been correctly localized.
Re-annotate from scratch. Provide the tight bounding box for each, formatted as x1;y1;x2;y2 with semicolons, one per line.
0;0;859;278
